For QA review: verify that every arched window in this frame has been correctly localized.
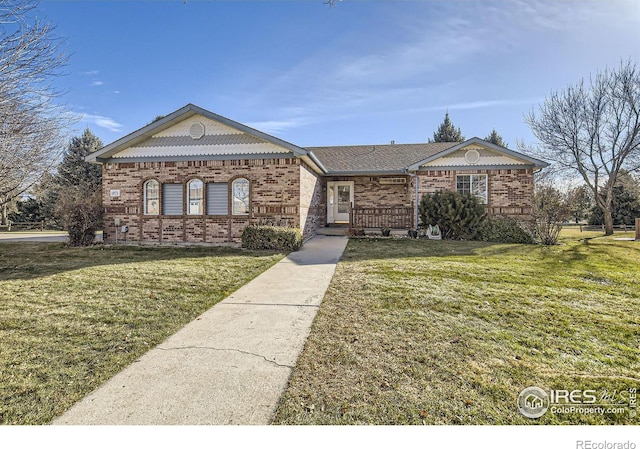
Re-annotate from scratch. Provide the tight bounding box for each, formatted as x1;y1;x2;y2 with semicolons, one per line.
187;179;203;215
232;178;249;215
143;180;159;215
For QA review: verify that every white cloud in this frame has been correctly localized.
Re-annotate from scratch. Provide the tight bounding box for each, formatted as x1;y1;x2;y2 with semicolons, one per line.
81;70;99;76
426;97;544;112
80;113;123;132
245;118;308;135
91;80;104;87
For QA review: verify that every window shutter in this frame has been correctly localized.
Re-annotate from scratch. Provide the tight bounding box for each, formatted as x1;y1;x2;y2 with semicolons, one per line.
162;184;183;215
207;183;228;215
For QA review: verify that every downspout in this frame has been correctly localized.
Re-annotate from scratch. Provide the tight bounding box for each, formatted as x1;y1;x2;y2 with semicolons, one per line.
405;169;419;230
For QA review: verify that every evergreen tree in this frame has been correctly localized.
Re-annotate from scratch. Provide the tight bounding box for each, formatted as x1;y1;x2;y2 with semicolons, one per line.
588;171;640;226
47;129;104;244
430;112;465;142
55;128;103;188
484;129;508;148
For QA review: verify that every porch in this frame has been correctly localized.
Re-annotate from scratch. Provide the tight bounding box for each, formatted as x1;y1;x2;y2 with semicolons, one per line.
317;205;415;236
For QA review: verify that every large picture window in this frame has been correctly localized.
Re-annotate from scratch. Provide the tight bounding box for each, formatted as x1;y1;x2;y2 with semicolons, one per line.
232;178;249;215
456;174;488;204
187;179;203;215
143;180;159;215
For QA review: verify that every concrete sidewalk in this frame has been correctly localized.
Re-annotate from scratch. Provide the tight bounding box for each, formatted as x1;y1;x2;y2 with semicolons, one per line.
0;232;69;242
53;235;348;425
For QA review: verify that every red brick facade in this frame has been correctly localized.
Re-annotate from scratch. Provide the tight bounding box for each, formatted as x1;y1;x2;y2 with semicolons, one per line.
416;168;534;219
102;161;534;243
102;158;323;244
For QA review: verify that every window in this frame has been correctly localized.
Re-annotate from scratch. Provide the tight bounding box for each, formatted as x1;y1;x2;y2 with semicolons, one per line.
143;180;159;215
187;179;203;215
162;183;183;215
232;178;249;215
207;183;228;215
456;174;488;204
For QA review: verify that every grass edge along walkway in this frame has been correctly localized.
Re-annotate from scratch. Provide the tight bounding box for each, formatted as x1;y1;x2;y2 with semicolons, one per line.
0;243;284;425
274;231;640;425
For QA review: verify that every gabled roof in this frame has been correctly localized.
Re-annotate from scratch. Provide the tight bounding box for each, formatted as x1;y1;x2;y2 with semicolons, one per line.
406;137;549;171
86;104;310;163
308;142;456;175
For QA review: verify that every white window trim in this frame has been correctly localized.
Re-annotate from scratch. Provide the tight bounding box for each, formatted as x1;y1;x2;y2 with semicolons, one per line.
143;180;160;216
232;178;250;215
456;174;488;204
187;179;204;216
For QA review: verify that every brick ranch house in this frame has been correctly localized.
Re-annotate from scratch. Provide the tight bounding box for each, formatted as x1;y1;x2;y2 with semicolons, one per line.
86;104;548;244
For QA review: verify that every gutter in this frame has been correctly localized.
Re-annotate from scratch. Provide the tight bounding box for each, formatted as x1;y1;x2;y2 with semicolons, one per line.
306;150;328;174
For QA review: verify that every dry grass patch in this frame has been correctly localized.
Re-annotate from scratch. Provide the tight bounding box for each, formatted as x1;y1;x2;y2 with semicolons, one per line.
275;231;640;424
0;243;284;424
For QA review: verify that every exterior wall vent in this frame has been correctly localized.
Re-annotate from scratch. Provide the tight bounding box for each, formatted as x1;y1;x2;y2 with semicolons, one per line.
464;149;481;164
189;122;205;140
379;177;407;185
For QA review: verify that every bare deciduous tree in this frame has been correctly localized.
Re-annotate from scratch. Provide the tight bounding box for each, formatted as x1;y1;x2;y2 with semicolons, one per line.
526;60;640;235
0;0;72;219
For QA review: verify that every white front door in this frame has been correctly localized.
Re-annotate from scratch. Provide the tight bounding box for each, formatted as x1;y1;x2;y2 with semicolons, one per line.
327;181;354;224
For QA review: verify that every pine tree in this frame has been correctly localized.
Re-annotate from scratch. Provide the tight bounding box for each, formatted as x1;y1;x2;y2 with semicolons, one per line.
588;171;640;226
50;129;104;245
430;112;465;142
55;128;103;188
484;129;508;148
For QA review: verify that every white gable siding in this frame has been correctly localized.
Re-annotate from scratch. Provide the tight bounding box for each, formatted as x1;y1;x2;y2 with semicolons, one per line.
113;142;290;158
111;113;293;159
154;115;242;137
420;145;526;168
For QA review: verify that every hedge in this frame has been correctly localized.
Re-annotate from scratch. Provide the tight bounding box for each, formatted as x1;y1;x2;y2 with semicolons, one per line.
476;216;534;244
241;225;303;251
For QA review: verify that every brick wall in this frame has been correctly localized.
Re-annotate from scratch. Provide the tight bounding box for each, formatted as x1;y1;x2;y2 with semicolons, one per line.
299;162;322;239
319;176;411;212
416;168;534;219
102;158;303;244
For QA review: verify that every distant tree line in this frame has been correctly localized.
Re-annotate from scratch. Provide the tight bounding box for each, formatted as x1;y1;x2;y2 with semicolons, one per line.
429;112;509;147
9;129;103;245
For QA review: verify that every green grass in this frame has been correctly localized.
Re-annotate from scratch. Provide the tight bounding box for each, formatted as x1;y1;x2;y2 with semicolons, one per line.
0;243;284;424
274;230;640;425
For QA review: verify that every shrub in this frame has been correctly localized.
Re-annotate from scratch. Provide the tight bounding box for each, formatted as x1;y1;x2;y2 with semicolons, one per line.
55;187;103;246
418;190;486;239
476;216;534;244
533;185;570;245
241;225;302;251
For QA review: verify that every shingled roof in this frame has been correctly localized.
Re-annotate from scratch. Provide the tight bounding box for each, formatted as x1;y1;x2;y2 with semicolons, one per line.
307;142;456;174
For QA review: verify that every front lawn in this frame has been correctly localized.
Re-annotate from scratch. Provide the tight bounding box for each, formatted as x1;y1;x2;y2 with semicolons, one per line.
274;231;640;424
0;243;283;424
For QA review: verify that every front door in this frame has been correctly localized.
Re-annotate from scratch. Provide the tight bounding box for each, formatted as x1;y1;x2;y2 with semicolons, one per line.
327;181;354;224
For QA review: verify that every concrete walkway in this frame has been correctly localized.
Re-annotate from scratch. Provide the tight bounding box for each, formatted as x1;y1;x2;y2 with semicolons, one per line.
0;232;69;242
53;235;348;425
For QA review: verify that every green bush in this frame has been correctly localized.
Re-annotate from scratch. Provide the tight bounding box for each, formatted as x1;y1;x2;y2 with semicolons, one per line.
476;216;534;244
418;190;486;239
241;225;302;251
55;187;103;246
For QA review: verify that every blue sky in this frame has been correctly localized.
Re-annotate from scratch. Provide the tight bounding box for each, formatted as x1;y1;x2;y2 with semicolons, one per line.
36;0;640;149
